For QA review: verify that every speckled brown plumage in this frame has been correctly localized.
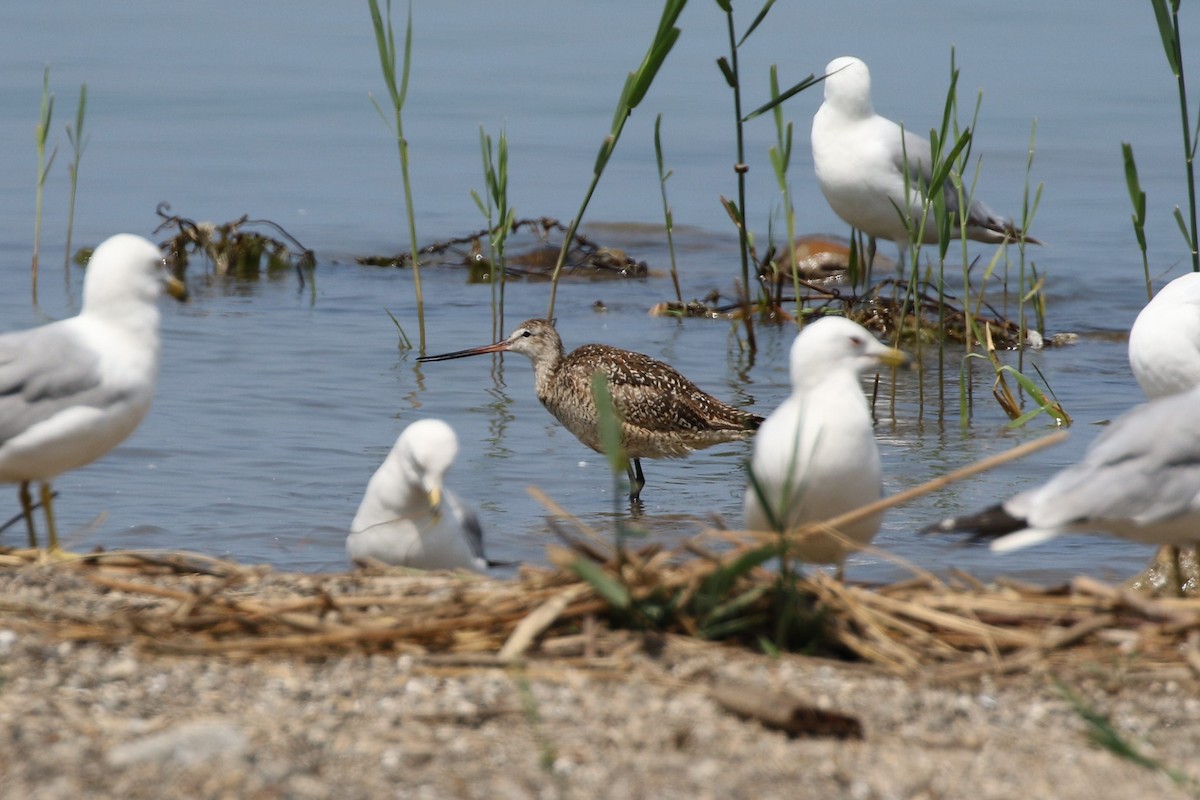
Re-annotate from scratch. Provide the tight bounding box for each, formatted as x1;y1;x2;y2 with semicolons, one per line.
418;318;762;501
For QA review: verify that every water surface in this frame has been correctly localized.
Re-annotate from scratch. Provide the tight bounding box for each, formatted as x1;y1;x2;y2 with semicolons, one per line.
0;2;1195;584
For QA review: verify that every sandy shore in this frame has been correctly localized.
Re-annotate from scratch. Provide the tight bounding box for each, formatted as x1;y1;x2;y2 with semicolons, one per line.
1;560;1197;799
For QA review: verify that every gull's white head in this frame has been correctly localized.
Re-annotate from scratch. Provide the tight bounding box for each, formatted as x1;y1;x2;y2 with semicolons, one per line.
789;316;907;390
822;56;873;118
82;233;186;318
395;418;460;510
1129;271;1200;399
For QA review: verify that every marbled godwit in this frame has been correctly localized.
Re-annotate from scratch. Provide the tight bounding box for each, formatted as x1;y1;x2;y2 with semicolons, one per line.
743;316;907;566
418;318;762;502
349;418;493;572
812;56;1038;266
0;234;187;551
924;382;1200;556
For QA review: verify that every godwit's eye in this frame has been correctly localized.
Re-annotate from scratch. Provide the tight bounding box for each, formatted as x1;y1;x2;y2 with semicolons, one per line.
521;330;533;338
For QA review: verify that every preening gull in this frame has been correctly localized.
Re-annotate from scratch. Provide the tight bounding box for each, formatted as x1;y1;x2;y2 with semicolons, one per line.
348;418;492;572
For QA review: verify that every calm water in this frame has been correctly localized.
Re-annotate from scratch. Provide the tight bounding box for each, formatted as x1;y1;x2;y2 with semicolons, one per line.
0;2;1194;583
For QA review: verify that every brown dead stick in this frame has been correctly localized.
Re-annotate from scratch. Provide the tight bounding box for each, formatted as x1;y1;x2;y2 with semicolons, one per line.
931;613;1117;683
735;430;1070;550
856;589;1041;650
498;584;589;660
709;682;863;739
86;573;197;602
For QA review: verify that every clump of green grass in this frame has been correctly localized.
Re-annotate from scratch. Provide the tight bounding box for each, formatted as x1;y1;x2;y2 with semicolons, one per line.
567;371;823;653
367;0;426;351
884;50;1052;428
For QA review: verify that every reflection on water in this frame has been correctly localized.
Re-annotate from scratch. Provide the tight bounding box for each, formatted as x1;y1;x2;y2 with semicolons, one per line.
0;2;1193;584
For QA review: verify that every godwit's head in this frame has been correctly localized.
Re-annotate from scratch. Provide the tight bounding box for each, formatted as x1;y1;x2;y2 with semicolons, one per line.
417;318;564;368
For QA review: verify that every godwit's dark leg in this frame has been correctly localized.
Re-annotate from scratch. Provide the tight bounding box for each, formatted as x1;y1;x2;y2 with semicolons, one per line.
626;459;646;502
19;481;37;548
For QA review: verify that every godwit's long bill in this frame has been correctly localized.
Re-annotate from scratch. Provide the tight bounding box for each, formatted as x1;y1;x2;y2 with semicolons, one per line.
418;318;762;503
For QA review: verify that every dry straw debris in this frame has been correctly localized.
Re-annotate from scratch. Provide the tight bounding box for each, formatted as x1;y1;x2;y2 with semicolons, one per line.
2;532;1200;687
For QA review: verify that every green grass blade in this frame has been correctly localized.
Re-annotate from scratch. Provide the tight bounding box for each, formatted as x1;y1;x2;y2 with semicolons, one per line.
570;559;631;609
741;73;819;122
738;0;778;46
590;372;629;476
1055;679;1191;785
1151;0;1181;75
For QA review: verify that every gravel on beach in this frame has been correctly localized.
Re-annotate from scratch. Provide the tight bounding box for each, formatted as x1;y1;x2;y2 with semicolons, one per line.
1;563;1198;799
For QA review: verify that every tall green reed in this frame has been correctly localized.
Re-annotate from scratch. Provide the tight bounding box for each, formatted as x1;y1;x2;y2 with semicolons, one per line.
766;65;800;322
715;0;818;341
653;114;683;306
64;83;87;273
471;125;515;339
545;0;687;321
32;67;56;301
367;0;425;351
712;0;768;349
1122;142;1152;301
1013;120;1044;373
1151;0;1199;271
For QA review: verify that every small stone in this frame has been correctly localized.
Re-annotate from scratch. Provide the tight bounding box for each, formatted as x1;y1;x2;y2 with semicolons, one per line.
106;719;248;768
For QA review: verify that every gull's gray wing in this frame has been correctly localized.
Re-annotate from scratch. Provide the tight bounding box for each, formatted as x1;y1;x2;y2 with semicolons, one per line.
1018;390;1200;528
0;324;109;446
896;126;935;186
446;489;486;562
895;125;1011;234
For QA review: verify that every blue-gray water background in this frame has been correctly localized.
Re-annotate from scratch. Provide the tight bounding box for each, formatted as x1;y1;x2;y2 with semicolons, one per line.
0;2;1194;582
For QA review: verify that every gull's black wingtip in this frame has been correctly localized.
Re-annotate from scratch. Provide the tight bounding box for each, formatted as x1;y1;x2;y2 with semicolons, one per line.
920;503;1026;543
